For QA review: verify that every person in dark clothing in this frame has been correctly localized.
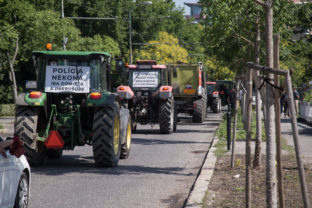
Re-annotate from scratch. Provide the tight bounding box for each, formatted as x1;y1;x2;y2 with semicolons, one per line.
293;87;299;115
281;92;288;117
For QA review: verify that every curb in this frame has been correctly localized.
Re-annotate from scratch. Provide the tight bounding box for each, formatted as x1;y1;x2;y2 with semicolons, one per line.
184;136;219;207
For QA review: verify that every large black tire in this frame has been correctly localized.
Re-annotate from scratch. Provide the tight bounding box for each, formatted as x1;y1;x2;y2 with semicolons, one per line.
14;172;29;208
132;121;137;132
14;107;46;166
203;95;207;119
159;97;174;134
92;106;121;167
173;103;178;132
192;97;205;123
120;109;132;159
211;98;221;113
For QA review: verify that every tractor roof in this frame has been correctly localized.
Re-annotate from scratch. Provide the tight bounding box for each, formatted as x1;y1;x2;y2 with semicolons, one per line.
127;64;166;69
206;82;216;85
32;51;111;57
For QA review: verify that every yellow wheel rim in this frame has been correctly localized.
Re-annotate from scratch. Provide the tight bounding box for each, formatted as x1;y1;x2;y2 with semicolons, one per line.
113;114;120;155
126;121;132;149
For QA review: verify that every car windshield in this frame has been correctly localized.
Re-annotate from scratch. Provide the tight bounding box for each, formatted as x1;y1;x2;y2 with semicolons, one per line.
129;69;161;90
36;57;105;93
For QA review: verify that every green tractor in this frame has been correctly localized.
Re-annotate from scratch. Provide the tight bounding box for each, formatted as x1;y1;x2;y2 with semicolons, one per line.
14;50;132;167
167;63;207;123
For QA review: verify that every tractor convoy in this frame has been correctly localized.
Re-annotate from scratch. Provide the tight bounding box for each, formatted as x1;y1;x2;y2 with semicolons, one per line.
13;46;231;167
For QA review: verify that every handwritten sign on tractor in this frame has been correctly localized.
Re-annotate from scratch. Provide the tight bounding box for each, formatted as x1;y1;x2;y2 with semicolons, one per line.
132;71;158;88
45;66;90;93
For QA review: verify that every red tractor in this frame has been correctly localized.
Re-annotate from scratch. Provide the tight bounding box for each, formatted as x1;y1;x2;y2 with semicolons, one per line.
117;60;177;134
206;82;222;113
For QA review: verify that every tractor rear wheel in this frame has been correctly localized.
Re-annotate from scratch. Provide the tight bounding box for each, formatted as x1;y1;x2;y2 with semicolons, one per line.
120;109;132;159
14;107;46;166
92;106;121;167
192;97;205;123
211;98;221;113
159;97;174;134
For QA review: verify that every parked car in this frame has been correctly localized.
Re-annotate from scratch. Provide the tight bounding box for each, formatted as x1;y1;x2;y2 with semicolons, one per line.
0;136;31;208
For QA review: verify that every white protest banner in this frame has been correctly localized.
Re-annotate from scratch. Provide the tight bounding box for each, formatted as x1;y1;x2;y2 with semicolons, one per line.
45;66;90;93
132;71;158;88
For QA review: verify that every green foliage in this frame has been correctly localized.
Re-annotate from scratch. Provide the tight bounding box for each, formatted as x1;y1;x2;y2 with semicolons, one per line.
69;35;120;57
204;58;235;81
304;91;312;103
138;32;188;64
216;108;265;141
280;39;312;87
0;104;15;117
199;0;304;75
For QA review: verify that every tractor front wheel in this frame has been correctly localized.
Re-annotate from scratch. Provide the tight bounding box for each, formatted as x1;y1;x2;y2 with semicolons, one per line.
211;98;221;113
14;107;46;166
92;106;121;167
159;97;174;134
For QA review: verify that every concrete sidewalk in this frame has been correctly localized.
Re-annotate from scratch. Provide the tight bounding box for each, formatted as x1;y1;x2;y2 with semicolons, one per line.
0;117;14;137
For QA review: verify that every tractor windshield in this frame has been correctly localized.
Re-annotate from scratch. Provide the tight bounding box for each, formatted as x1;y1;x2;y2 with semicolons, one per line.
129;69;162;90
35;56;107;93
206;84;216;94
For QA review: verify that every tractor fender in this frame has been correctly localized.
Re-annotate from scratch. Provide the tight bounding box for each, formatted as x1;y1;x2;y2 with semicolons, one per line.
17;92;47;106
87;92;120;108
157;86;173;100
117;86;134;100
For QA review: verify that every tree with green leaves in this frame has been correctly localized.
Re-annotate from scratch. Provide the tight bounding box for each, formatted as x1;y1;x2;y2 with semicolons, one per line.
137;31;188;64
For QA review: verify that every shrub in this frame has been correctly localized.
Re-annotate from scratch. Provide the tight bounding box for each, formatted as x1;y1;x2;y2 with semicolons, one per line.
304;91;312;103
0;104;15;117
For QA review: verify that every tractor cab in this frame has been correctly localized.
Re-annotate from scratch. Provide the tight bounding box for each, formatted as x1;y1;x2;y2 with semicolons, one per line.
127;60;170;93
31;51;111;94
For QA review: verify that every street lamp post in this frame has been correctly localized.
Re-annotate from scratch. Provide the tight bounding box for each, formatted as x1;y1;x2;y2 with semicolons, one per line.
129;1;152;64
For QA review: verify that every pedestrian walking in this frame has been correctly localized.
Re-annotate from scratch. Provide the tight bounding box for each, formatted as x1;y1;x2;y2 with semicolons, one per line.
293;86;299;115
281;92;289;118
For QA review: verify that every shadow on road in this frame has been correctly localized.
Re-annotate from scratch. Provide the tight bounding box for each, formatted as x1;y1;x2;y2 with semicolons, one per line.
131;138;210;145
133;128;215;135
31;157;192;177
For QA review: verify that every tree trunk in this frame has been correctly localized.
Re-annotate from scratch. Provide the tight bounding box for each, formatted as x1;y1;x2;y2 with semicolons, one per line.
4;37;19;104
9;60;18;104
245;69;253;208
231;80;241;168
253;14;262;168
264;2;278;207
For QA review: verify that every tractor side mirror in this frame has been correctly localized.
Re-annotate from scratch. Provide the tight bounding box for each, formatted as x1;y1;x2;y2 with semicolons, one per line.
173;67;177;78
116;58;124;73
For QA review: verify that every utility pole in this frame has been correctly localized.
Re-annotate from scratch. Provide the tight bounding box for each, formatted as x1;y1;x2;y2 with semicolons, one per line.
129;10;133;64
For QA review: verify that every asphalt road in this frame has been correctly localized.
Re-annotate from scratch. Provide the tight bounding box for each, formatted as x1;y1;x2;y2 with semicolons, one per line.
27;110;223;208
